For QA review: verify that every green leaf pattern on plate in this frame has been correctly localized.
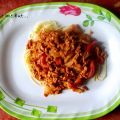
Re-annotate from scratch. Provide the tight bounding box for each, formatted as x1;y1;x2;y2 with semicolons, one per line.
83;8;112;27
0;88;58;117
106;12;111;22
83;20;89;27
92;8;103;15
83;14;94;27
0;90;5;101
90;20;94;26
97;16;105;20
86;14;92;20
31;109;42;117
15;97;25;106
47;105;57;113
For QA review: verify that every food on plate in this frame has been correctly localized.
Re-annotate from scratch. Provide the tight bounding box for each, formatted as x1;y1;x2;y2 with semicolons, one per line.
24;20;107;97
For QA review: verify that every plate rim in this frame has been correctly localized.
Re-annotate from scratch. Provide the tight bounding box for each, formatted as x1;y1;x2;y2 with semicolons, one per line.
0;2;120;120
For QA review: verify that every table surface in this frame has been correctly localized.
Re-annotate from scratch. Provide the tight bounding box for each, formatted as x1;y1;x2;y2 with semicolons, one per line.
0;0;120;120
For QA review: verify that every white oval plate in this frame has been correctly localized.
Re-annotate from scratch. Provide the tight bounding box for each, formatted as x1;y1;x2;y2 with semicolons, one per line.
0;2;120;120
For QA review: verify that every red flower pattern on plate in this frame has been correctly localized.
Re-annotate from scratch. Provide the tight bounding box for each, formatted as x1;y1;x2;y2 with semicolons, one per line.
59;4;81;16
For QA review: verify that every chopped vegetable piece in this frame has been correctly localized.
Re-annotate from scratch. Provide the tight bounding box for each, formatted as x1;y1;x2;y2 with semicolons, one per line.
88;60;96;79
55;57;62;65
86;40;97;53
40;53;49;68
